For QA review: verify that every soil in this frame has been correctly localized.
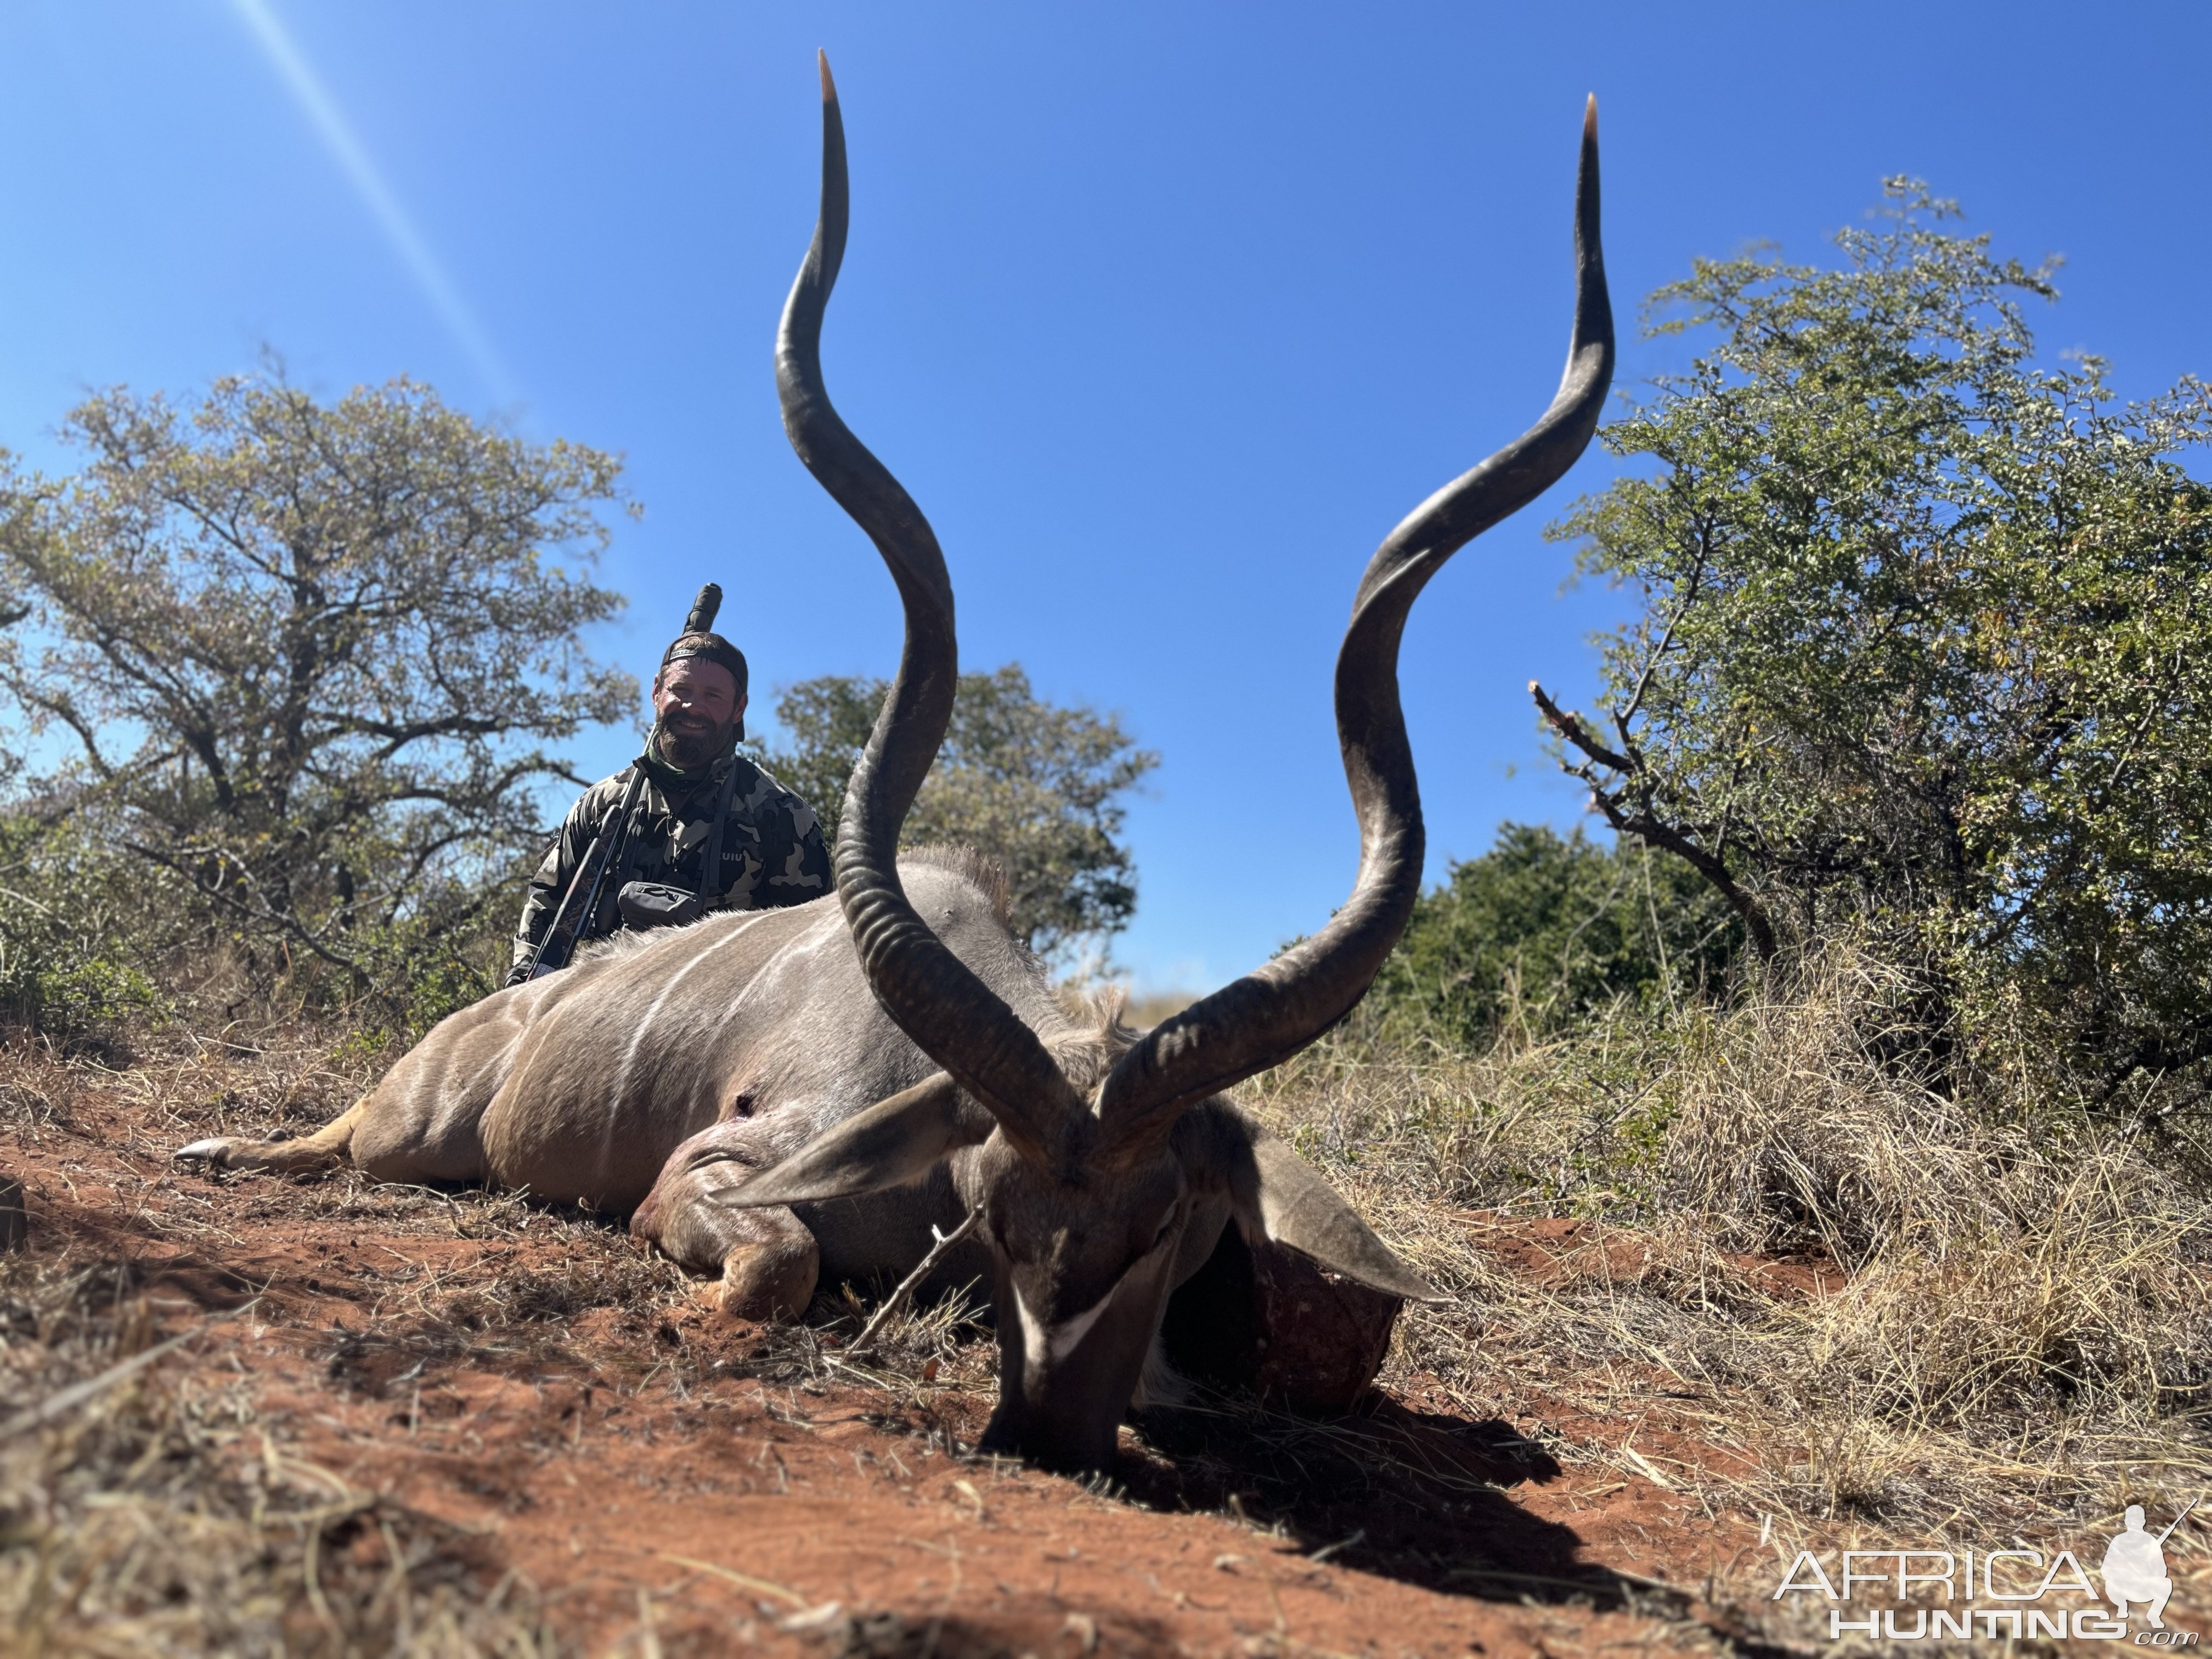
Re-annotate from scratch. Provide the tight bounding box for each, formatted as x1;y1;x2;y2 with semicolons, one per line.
5;1066;1801;1658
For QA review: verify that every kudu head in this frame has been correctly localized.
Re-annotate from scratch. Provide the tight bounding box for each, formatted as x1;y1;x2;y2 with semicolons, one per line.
720;53;1613;1473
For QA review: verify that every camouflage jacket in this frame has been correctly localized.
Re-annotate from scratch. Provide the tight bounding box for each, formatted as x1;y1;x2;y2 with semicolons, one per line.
509;748;831;981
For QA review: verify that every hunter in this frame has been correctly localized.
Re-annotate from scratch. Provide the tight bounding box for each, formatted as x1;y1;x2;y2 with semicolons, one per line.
507;585;831;985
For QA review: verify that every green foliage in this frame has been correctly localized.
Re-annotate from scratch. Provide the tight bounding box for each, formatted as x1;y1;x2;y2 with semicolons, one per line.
754;664;1158;966
0;368;636;1023
0;804;513;1047
1536;180;2212;1103
325;867;527;1045
0;814;169;1038
1367;823;1741;1052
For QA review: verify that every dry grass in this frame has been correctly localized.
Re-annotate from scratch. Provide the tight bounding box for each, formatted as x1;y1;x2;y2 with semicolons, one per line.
1122;991;1198;1031
1246;946;2212;1548
0;1249;562;1656
12;953;2212;1650
0;1029;702;1656
0;1021;1029;1655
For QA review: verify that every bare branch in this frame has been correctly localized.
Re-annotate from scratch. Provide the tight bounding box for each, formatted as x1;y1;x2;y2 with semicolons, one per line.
1534;677;1776;961
1531;680;1635;775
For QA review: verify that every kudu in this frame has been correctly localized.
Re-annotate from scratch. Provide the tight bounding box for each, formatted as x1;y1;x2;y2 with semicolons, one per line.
178;58;1613;1473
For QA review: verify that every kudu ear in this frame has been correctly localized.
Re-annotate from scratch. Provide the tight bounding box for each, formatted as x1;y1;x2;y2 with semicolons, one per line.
711;1073;982;1209
1192;1116;1446;1304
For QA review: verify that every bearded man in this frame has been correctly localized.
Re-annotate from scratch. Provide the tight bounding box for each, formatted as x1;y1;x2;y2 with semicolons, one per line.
506;585;830;985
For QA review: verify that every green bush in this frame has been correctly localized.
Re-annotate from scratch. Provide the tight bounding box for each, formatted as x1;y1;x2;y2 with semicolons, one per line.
1533;180;2212;1111
1365;822;1741;1052
0;803;518;1048
0;814;171;1040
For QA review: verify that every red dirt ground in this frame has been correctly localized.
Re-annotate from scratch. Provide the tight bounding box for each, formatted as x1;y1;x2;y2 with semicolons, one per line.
5;1066;1799;1657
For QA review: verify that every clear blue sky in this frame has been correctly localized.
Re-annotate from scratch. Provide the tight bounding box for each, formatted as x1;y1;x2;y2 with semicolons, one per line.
2;3;2206;991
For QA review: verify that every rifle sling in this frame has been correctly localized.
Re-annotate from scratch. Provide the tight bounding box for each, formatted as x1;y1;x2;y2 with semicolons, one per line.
696;757;744;905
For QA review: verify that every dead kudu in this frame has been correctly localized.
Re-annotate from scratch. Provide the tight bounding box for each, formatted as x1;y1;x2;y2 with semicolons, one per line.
178;59;1613;1472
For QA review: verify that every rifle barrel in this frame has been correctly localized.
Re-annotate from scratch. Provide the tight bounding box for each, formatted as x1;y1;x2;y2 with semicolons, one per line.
2155;1496;2198;1545
524;768;645;979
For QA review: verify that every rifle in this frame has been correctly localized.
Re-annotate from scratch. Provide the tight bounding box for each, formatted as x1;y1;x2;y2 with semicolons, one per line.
521;768;646;981
2156;1497;2199;1545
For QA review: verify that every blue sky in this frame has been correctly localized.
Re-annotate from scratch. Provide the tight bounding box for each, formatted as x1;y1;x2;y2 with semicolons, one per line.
2;3;2206;991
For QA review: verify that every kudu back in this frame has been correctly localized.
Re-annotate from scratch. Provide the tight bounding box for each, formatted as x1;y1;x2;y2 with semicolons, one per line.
177;57;1613;1475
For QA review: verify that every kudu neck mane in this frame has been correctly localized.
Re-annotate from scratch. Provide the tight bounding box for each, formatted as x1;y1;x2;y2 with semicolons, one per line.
894;846;1140;1094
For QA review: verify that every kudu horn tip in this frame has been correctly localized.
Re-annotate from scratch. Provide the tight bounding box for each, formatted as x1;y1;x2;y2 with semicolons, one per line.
1583;92;1598;141
818;49;837;103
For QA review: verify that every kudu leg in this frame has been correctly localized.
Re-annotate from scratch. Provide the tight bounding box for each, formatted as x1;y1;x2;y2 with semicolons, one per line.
633;1122;820;1320
177;988;524;1184
174;1099;368;1177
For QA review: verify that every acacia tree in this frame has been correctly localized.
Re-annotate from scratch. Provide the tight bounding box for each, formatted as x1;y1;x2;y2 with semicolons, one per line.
755;665;1156;967
1533;181;2212;1101
0;371;636;997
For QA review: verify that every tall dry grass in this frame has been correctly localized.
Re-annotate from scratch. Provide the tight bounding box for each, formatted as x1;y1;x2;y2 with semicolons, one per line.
1246;946;2212;1536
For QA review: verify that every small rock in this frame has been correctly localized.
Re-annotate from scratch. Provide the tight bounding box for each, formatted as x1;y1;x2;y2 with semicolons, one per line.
776;1601;845;1634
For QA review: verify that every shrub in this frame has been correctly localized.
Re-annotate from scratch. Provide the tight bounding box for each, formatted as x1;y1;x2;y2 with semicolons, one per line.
1367;822;1741;1051
1532;180;2212;1111
0;814;171;1041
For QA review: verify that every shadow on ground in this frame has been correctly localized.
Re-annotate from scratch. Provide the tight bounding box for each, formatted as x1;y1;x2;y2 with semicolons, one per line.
1115;1387;1687;1615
